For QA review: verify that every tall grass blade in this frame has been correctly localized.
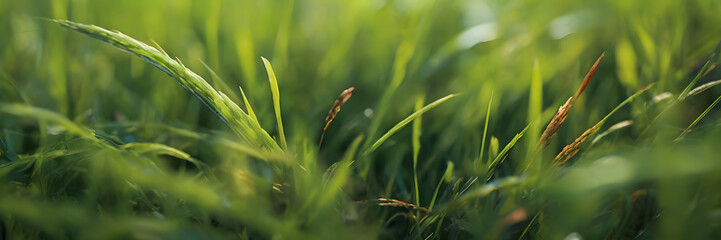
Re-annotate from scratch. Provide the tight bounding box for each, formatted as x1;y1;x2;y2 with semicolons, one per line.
261;57;288;150
428;161;454;211
0;103;94;140
677;94;721;140
52;19;281;152
487;124;530;180
121;142;204;169
238;85;258;123
366;93;458;154
478;90;493;170
412;95;425;206
526;59;543;164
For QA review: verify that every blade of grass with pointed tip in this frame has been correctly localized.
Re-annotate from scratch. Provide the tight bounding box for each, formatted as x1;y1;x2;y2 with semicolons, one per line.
261;57;287;150
201;61;240;103
687;79;721;97
362;41;416;150
366;93;457;154
52;19;280;152
412;95;424;206
487;124;530;180
0;103;94;140
527;59;542;159
238;85;258;123
678;94;721;140
429;161;454;211
121;142;204;169
679;41;721;100
318;135;363;208
478;90;493;170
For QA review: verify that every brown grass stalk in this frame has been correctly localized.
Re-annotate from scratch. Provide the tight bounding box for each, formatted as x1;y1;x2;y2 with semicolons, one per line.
319;87;355;150
537;52;604;148
554;122;600;165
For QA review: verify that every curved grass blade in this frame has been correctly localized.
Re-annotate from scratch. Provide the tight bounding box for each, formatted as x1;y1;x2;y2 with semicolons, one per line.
52;19;280;152
121;142;205;169
487;124;530;180
679;41;721;100
677;94;721;140
261;57;287;150
0;103;94;140
686;79;721;97
591;120;633;144
238;85;258;123
365;93;458;154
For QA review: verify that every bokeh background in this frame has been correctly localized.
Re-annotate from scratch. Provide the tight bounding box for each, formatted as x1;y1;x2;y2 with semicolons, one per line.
2;0;721;239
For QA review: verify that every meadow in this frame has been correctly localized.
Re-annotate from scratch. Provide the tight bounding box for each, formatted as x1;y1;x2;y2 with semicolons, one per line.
2;0;721;239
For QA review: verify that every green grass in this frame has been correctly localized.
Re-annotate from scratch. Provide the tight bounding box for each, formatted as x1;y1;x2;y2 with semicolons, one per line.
2;1;721;239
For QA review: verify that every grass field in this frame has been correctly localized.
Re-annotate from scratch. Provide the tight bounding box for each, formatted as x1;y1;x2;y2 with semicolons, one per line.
2;0;721;239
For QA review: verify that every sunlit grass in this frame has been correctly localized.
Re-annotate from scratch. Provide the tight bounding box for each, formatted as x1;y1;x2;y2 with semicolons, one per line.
2;1;721;239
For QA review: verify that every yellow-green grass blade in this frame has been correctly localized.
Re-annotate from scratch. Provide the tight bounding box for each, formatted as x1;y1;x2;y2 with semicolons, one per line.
121;142;204;169
527;59;542;160
487;124;530;180
686;79;721;98
429;161;454;211
677;94;721;140
52;19;280;152
261;57;288;150
362;41;416;149
366;93;458;154
0;103;94;140
318;135;363;208
679;42;721;100
478;91;493;169
238;85;258;123
412;95;424;206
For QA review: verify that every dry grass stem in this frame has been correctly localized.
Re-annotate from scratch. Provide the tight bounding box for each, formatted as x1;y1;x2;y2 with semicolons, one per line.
319;87;355;149
554;122;601;165
354;198;429;213
538;53;604;148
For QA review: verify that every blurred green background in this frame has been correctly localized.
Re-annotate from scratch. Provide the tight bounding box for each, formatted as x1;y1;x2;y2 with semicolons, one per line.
2;0;721;239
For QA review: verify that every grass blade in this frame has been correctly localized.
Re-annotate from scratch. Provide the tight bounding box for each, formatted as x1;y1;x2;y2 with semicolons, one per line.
687;79;721;97
478;90;493;170
121;142;204;169
0;103;94;140
487;124;530;180
677;94;721;140
366;93;458;154
679;41;721;100
429;161;454;211
526;59;543;166
412;94;425;206
238;85;258;123
52;19;281;152
262;57;288;150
